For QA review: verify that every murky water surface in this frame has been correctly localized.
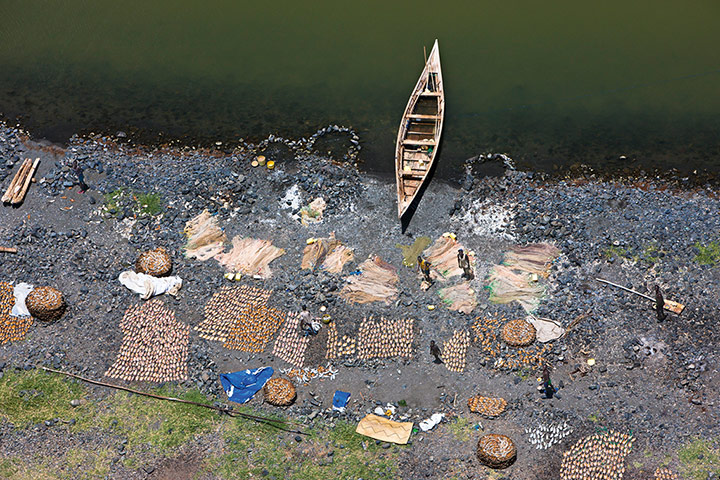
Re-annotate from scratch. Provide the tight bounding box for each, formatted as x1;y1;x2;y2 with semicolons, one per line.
1;1;719;177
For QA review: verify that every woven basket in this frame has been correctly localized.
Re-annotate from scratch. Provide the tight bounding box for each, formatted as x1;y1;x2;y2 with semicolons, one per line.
26;287;66;322
263;378;296;406
501;319;536;347
467;396;507;417
136;247;172;277
476;433;516;469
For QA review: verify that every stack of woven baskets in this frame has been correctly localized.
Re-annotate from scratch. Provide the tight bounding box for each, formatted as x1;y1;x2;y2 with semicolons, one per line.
262;378;296;406
136;247;172;277
26;287;66;322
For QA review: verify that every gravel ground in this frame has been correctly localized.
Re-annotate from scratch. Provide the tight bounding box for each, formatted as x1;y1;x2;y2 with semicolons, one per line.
0;121;718;479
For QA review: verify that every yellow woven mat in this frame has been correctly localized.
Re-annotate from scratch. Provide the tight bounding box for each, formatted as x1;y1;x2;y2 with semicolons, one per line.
356;414;413;445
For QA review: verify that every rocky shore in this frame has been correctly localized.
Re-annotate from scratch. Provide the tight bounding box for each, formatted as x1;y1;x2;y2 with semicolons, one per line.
1;120;718;479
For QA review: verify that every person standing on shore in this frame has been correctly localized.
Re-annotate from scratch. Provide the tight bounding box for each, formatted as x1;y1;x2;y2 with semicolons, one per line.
430;340;443;363
541;364;556;399
417;255;432;284
71;159;88;193
655;285;668;321
457;249;473;280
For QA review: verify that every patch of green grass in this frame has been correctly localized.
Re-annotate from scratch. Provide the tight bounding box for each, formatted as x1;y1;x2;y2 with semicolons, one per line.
103;187;128;214
588;413;604;424
0;458;19;478
136;192;164;216
0;369;93;429
639;241;663;264
57;448;114;479
694;241;720;266
99;385;219;451
678;438;720;480
448;415;472;442
209;418;398;480
602;245;629;259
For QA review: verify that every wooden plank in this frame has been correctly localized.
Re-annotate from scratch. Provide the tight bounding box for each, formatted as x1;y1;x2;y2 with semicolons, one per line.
2;158;31;203
12;158;40;205
420;91;442;96
0;246;18;254
402;139;436;146
408;114;440;120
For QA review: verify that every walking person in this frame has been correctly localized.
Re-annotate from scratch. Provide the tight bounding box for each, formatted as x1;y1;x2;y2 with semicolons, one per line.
71;159;89;193
430;340;443;363
457;249;473;280
655;285;667;321
417;255;432;284
541;364;556;399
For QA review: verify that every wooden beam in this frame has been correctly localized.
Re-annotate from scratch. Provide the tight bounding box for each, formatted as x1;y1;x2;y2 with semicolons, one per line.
12;158;40;205
0;246;18;254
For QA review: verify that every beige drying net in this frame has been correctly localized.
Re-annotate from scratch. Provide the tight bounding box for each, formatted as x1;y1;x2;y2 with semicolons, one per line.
215;237;285;278
340;256;398;304
183;210;227;260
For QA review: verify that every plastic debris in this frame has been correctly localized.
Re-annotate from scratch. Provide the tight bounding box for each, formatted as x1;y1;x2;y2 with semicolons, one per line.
419;413;445;432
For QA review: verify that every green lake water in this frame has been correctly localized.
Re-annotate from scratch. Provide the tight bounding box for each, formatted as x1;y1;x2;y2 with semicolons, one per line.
1;1;719;177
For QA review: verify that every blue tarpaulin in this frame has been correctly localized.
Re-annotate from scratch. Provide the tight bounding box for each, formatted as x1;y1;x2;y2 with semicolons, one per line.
332;390;351;412
220;367;274;404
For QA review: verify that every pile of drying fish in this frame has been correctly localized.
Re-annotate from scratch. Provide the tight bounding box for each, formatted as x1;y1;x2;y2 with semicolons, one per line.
560;430;635;480
467;395;507;417
442;329;470;372
357;317;414;360
326;323;357;359
653;467;678;480
196;285;272;342
280;364;339;384
223;305;286;352
263;377;296;406
273;312;308;367
0;282;33;345
525;421;573;450
105;299;189;383
472;314;549;370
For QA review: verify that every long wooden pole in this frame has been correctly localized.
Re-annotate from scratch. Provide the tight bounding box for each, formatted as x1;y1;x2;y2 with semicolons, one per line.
41;366;307;434
2;158;30;203
0;246;18;253
595;278;685;313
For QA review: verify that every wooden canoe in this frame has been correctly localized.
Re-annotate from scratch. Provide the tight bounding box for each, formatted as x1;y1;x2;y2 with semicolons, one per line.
395;39;444;218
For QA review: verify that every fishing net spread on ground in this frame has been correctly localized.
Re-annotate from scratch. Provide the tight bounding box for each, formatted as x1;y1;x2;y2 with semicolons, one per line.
486;265;545;313
299;197;326;226
560;430;635;480
438;282;477;314
472;314;549;370
195;285;273;343
0;281;33;345
357;317;414;360
504;243;560;277
326;323;357;359
183;210;227;260
105;299;189;383
340;256;398;304
301;234;354;274
273;312;309;367
395;236;432;268
442;329;470;372
215;237;285;278
423;235;473;280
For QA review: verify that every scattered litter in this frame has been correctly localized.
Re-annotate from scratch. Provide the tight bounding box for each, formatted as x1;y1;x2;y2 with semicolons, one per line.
183;210;227;260
195;285;272;343
374;404;396;418
527;316;565;342
118;271;183;299
299;197;327;225
220;367;274;404
423;235;473;280
332;391;351;412
263;377;296;406
340;256;398;304
395;236;432;268
357;317;414;360
525;421;573;450
560;430;635;480
356;414;413;445
215;237;285;279
419;413;444;431
467;396;507;417
273;312;309;367
442;330;470;372
11;282;33;317
438;282;477;314
105;299;189;383
587;358;596;366
477;433;517;469
281;364;338;384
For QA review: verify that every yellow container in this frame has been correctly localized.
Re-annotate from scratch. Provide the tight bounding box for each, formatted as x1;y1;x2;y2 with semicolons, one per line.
257;155;266;166
267;160;275;170
251;160;259;167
